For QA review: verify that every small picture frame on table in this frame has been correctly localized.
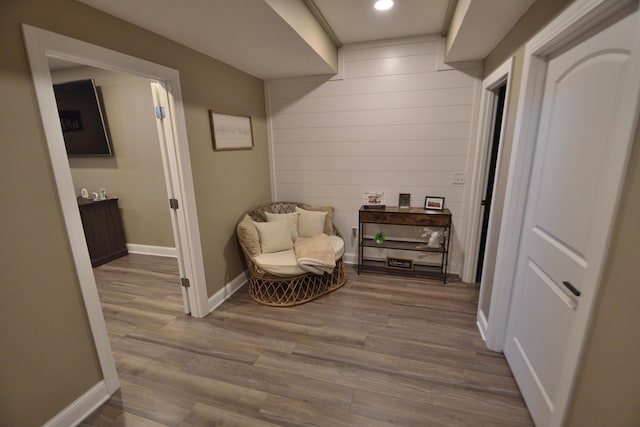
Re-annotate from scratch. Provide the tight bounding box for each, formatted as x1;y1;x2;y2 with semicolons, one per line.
425;196;445;210
399;193;411;208
363;191;385;209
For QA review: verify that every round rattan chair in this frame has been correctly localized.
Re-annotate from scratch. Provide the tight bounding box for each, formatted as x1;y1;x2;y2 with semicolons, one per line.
236;202;348;306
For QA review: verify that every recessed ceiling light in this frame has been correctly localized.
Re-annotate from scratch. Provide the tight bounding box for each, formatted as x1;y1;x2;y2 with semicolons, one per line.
374;0;394;11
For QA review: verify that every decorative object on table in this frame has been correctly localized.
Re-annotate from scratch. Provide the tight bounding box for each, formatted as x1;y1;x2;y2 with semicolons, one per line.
80;187;89;199
374;231;385;244
363;191;385;209
399;193;411;208
416;227;444;249
425;196;445;210
416;226;431;249
428;231;443;248
386;257;414;271
99;187;107;200
209;110;254;151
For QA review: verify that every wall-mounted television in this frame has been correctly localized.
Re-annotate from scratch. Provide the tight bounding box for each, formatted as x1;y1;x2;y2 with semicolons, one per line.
53;78;113;156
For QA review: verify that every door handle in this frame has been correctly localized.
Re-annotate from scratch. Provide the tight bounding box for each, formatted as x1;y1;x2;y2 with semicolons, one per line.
562;281;581;297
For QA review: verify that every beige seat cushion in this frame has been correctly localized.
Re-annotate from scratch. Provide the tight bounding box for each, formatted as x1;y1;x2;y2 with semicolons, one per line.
252;235;344;276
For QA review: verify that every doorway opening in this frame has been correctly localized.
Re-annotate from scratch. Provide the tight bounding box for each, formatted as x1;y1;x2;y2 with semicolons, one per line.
475;83;507;282
49;58;189;309
23;25;210;410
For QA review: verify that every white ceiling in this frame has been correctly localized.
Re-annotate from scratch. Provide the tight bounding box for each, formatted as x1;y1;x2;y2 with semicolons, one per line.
76;0;535;80
313;0;450;44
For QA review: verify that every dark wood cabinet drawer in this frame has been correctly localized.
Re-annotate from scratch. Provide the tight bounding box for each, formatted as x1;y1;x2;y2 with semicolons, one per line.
359;207;451;226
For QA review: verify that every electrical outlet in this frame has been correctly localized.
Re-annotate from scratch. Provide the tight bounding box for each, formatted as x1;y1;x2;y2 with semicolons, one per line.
453;172;466;185
352;226;358;237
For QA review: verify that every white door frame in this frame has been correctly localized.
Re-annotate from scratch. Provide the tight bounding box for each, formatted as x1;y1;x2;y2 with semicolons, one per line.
22;22;210;398
150;81;192;313
468;58;514;343
488;0;640;357
461;58;513;287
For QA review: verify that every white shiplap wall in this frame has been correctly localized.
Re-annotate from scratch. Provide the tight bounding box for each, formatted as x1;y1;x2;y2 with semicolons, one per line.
265;36;482;274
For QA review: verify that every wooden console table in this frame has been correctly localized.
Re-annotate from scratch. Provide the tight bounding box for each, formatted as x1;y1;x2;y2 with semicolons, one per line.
358;206;452;283
78;198;128;267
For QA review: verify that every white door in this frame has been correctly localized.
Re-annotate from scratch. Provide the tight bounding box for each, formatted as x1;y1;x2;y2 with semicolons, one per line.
504;9;640;427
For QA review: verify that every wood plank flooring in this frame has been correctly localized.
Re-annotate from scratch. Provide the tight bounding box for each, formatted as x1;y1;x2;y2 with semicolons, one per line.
81;253;533;426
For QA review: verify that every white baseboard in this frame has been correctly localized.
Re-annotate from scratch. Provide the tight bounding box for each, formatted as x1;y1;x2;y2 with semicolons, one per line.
207;270;248;313
43;381;111;427
126;244;177;258
343;252;357;264
477;310;489;343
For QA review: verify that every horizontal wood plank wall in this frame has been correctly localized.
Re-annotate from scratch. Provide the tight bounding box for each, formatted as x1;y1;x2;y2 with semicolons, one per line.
266;36;482;274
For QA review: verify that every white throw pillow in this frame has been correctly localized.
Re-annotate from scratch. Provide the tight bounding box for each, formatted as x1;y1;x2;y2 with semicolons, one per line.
264;211;299;241
253;220;294;253
295;207;328;238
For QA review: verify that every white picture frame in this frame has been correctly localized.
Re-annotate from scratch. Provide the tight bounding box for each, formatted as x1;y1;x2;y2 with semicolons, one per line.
209;110;254;151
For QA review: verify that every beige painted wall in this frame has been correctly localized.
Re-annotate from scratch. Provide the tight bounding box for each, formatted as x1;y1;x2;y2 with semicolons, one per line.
53;66;175;248
0;0;271;425
482;0;640;423
483;0;574;75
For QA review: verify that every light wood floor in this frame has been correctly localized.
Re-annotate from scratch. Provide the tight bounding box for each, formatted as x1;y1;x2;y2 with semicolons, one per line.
81;253;533;426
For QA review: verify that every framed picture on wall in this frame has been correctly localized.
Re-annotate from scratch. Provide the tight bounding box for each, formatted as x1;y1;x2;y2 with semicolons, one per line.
209;110;254;151
425;196;445;210
399;193;411;208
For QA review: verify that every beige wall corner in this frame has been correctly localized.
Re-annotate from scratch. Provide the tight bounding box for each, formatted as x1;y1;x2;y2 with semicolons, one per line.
446;0;472;55
446;0;538;63
265;0;338;72
483;0;575;76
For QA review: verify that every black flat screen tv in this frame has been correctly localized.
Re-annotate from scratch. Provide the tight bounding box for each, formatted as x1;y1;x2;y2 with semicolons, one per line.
53;78;112;156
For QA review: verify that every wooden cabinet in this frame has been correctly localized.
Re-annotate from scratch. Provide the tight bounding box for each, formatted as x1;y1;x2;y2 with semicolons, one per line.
358;206;452;283
78;198;128;267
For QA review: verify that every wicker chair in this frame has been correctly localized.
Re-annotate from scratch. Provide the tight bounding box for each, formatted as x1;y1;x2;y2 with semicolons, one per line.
236;202;348;306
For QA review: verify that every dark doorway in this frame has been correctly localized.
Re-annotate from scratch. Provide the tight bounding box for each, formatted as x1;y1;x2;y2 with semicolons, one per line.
476;83;507;283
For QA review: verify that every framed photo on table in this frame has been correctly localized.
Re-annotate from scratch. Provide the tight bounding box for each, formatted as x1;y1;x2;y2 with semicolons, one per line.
425;196;445;210
399;193;411;208
363;191;385;208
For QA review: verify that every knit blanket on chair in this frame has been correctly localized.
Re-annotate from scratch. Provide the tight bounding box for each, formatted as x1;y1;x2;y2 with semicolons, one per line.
294;233;335;275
